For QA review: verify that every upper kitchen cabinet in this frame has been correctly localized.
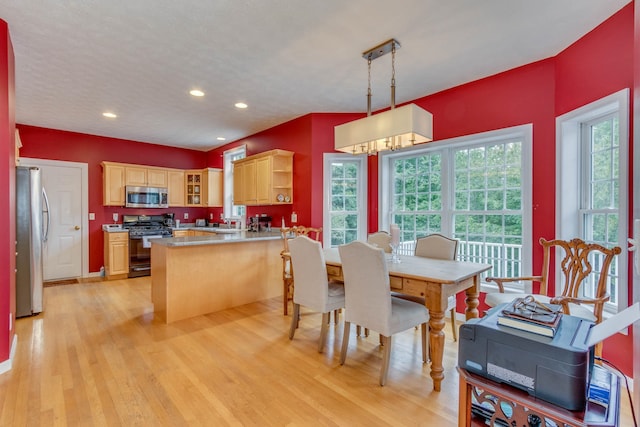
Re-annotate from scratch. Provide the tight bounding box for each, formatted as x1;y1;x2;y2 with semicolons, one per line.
205;168;223;207
233;149;293;206
125;165;168;187
167;169;185;207
185;170;204;206
102;161;126;206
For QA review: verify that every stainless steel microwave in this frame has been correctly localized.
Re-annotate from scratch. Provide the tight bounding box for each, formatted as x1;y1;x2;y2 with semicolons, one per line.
125;186;168;208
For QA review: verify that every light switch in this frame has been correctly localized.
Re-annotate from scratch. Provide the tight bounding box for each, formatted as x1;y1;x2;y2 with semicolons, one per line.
88;212;95;220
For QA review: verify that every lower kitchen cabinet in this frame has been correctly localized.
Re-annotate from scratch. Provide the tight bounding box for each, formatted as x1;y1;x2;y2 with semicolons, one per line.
104;231;129;279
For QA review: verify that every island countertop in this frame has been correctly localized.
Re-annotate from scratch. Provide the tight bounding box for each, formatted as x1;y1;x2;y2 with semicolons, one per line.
152;230;282;247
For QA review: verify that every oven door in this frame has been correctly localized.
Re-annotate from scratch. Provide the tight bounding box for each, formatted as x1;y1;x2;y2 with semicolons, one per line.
128;235;159;277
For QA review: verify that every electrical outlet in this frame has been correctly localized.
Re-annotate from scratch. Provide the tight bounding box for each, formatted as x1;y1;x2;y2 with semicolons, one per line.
209;213;213;220
89;212;95;220
291;212;297;223
184;213;189;220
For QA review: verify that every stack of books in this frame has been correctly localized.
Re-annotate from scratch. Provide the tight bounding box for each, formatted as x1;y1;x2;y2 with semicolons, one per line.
497;296;563;337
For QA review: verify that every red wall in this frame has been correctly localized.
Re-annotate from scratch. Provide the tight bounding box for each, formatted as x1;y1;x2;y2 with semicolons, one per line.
0;19;15;365
555;3;635;376
17;125;209;272
2;4;635;375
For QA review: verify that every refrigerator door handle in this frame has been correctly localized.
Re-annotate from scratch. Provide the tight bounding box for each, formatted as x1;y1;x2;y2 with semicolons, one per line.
42;187;50;242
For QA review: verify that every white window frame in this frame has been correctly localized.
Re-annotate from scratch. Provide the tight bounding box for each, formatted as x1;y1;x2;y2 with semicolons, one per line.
223;145;246;219
322;153;368;248
379;125;533;292
556;89;629;314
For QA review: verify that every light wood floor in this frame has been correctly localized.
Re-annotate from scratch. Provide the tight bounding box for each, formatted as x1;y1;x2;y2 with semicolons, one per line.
0;277;634;426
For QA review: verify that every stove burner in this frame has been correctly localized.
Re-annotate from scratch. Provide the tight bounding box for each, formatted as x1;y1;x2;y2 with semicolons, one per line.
122;214;173;238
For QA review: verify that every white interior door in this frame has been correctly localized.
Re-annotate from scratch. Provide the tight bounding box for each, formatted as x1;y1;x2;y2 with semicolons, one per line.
21;158;88;280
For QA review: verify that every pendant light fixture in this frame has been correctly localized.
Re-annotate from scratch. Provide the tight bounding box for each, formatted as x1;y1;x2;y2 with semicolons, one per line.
334;39;433;155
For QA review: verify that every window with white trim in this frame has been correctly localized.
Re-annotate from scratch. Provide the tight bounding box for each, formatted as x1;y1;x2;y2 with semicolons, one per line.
380;125;533;289
323;153;367;248
223;146;246;219
557;89;628;314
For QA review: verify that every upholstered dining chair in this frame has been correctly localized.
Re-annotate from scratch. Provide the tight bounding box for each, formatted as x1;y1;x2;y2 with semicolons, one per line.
338;241;429;386
288;236;345;353
280;226;323;315
367;231;392;253
485;237;621;356
392;233;460;341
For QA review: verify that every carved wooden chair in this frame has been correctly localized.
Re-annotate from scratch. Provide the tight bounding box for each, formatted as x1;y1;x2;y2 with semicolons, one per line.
486;237;621;356
280;225;323;316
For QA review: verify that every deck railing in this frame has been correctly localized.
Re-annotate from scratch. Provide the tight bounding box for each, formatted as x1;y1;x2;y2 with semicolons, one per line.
397;239;523;283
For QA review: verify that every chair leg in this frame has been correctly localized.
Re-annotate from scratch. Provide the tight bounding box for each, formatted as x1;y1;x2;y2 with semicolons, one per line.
380;335;392;386
289;303;300;339
450;308;457;342
283;279;289;315
365;328;369;337
318;313;330;353
340;321;351;365
356;325;361;336
421;323;429;363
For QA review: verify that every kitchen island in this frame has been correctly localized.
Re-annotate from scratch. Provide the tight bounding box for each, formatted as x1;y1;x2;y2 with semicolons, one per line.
150;231;282;323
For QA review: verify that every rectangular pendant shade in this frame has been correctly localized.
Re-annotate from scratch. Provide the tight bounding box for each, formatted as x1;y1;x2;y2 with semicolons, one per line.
334;103;433;155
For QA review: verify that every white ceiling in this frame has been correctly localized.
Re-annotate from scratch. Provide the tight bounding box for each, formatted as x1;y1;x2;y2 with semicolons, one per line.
0;0;631;151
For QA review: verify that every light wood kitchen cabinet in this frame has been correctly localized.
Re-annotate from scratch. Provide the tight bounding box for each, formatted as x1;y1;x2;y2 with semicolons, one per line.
102;162;126;206
205;168;223;207
185;170;204;206
172;229;191;237
125;166;168;187
167;169;185;206
104;231;129;279
232;149;293;206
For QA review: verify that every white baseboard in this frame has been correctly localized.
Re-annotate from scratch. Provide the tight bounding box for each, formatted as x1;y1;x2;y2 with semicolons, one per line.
0;334;18;375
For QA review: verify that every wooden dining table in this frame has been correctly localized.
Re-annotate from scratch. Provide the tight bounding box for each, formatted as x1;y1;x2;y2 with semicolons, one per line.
323;247;492;391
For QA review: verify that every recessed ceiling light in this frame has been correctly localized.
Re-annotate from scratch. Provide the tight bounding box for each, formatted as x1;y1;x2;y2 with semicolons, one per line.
216;137;226;141
190;89;205;97
102;112;117;118
235;102;248;109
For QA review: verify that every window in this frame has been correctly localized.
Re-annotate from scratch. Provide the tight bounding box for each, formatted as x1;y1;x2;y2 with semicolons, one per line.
323;153;367;248
380;125;533;289
223;146;246;219
557;89;628;314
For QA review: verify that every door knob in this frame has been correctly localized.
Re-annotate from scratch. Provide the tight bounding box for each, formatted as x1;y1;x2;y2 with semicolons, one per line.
75;225;80;230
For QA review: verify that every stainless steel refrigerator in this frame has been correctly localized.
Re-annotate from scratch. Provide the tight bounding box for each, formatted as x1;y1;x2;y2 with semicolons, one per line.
15;166;50;317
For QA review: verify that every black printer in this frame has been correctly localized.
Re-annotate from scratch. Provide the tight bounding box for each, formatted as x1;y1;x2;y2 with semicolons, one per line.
458;304;595;411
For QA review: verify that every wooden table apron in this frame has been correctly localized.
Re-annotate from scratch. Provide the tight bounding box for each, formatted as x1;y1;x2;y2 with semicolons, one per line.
323;247;491;392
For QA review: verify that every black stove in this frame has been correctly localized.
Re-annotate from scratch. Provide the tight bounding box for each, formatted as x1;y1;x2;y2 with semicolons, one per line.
122;215;172;278
122;215;172;237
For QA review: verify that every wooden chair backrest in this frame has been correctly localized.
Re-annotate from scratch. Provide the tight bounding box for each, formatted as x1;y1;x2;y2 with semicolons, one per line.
539;238;621;322
292;226;322;243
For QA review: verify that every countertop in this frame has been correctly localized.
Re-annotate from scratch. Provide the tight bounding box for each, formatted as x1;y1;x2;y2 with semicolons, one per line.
151;230;282;247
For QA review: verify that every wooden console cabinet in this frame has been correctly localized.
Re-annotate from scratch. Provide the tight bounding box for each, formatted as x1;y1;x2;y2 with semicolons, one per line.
457;368;620;427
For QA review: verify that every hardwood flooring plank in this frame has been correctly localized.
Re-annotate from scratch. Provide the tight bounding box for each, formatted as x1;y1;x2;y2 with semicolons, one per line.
0;277;634;426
